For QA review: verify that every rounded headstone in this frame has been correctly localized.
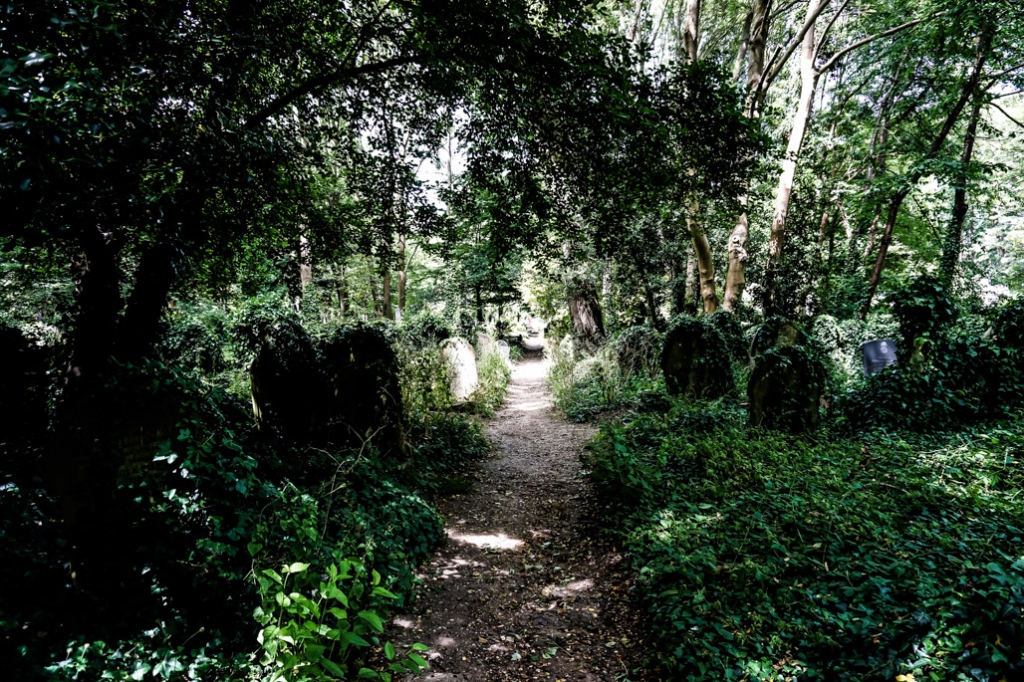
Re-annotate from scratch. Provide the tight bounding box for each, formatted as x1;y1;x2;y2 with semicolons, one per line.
660;316;733;400
319;322;406;456
747;345;825;433
250;319;323;440
476;332;496;358
442;337;479;403
496;339;511;364
614;325;662;376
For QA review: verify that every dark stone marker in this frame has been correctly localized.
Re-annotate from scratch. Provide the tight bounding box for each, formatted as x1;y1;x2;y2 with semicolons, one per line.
748;346;824;433
660;317;732;400
861;339;897;376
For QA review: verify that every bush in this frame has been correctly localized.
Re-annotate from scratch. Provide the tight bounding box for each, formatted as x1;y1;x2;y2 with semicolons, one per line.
584;405;1024;681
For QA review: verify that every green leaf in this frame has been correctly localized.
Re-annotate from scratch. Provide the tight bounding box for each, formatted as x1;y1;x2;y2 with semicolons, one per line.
358;610;385;633
372;587;398;599
384;641;396;660
358;668;379;678
286;562;310;574
321;659;346;676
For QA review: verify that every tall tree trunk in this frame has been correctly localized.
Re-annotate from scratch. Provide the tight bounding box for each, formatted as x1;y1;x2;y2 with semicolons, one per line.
764;0;823;314
861;27;994;318
723;0;772;310
381;270;394;320
683;0;700;62
743;0;773;118
298;234;312;287
732;9;753;82
681;0;718;315
475;285;484;324
337;265;347;315
397;235;407;317
686;204;718;314
939;94;983;284
684;253;698;315
568;279;606;354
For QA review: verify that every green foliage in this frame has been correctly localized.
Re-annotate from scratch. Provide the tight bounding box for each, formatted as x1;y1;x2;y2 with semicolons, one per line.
585;404;1024;680
472;349;513;416
993;299;1024;349
399;310;454;350
406;412;491;494
550;334;666;422
889;276;959;364
252;559;427;682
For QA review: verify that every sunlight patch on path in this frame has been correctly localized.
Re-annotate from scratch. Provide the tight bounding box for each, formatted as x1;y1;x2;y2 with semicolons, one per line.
445;529;523;550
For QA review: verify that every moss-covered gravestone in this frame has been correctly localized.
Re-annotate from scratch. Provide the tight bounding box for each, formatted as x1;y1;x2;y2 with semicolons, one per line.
749;315;810;359
319;323;406;457
614;325;662;376
249;319;324;441
660;316;733;400
747;345;825;433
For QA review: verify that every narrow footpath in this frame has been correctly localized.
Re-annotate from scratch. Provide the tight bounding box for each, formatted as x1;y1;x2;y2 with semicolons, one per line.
391;355;660;682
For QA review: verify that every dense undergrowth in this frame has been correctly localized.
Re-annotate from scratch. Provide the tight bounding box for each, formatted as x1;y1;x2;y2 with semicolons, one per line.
584;401;1024;680
1;306;507;681
555;291;1024;680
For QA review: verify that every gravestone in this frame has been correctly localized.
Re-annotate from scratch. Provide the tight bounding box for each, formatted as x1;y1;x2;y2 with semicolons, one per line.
476;332;496;358
614;325;661;376
319;323;407;456
249;320;324;441
861;339;897;376
660;317;732;400
497;339;510;363
443;337;479;402
748;345;824;433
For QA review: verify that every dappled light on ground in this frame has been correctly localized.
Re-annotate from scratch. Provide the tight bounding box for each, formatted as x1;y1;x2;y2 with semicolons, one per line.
389;356;658;681
446;530;523;550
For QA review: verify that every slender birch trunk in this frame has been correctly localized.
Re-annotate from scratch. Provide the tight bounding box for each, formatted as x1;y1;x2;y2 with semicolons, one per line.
764;0;824;313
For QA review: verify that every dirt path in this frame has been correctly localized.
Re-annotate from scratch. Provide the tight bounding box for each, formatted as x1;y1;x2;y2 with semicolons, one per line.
390;355;660;682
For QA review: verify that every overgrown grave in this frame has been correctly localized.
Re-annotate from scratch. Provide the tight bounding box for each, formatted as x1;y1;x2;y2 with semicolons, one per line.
250;320;408;455
746;316;827;433
660;315;733;400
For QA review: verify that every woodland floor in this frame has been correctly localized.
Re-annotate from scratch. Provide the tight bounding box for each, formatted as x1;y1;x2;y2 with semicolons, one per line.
390;351;662;682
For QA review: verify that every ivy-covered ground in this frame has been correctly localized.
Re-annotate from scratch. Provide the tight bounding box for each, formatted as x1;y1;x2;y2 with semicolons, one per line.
583;401;1024;681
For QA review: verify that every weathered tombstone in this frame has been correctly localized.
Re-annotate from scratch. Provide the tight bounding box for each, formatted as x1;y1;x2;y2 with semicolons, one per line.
497;339;510;363
250;320;324;441
476;332;497;358
861;339;897;376
748;346;825;433
750;316;809;359
442;337;479;403
319;323;406;457
660;317;733;400
614;325;662;376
